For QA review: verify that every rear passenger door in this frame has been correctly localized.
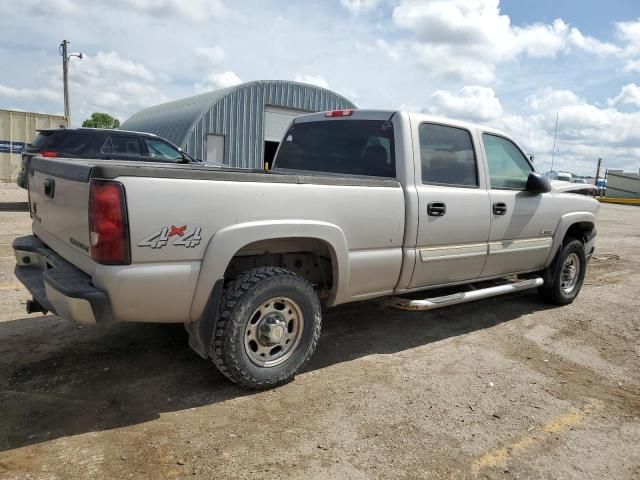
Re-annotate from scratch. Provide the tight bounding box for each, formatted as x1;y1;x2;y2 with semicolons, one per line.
409;121;491;288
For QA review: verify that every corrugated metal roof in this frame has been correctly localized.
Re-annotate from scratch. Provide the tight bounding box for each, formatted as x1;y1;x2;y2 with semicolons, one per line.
120;80;356;168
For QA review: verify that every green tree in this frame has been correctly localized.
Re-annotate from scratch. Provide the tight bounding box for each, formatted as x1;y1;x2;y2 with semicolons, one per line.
82;112;121;129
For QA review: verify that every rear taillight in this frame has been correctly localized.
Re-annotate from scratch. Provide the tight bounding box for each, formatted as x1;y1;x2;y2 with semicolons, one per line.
325;109;354;117
89;180;130;265
40;150;57;157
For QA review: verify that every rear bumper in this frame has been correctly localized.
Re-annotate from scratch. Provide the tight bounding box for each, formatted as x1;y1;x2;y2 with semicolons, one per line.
13;235;112;324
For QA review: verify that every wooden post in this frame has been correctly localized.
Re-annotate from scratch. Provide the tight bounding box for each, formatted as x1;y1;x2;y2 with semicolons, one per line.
594;158;602;196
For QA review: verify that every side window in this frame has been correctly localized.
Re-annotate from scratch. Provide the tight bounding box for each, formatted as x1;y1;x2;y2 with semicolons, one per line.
419;123;477;187
482;134;532;190
111;136;142;155
145;139;182;161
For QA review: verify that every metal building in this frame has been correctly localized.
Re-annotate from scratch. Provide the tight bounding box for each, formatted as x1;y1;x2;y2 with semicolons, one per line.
0;109;67;182
120;80;356;169
605;169;640;198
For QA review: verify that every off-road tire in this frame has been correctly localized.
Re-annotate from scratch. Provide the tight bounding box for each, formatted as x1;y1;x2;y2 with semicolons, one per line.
538;238;586;305
211;267;322;389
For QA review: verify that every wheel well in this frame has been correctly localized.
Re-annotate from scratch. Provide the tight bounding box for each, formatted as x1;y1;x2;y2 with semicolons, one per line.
224;238;334;298
564;221;594;244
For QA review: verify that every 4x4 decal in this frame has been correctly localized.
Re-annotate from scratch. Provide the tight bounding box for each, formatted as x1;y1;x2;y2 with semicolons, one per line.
138;225;202;249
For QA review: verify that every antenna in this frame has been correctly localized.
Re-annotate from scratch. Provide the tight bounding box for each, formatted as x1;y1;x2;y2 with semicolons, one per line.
550;112;558;172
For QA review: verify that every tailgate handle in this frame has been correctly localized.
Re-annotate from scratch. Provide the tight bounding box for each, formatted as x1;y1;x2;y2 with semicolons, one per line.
44;177;55;198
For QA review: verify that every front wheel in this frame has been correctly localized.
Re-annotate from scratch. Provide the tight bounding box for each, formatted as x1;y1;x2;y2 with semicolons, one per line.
538;238;586;305
211;267;322;389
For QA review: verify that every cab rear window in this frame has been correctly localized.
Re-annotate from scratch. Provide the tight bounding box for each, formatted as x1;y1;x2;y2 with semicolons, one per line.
274;120;395;178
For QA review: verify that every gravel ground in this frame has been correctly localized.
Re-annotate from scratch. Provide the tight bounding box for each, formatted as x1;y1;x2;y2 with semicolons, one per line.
0;188;638;479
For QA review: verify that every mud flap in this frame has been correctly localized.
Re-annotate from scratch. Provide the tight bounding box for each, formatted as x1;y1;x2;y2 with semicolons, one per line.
185;279;224;359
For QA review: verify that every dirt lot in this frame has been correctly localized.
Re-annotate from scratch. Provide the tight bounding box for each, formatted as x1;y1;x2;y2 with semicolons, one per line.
0;182;638;479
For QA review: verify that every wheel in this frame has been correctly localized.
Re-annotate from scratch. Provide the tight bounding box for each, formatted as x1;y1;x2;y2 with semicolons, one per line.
211;267;322;389
538;238;586;305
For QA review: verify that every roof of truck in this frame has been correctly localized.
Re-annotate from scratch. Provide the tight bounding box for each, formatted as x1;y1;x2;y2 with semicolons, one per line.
294;109;512;137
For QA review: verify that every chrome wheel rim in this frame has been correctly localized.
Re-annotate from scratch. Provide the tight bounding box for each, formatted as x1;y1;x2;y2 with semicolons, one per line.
244;297;304;367
560;253;581;295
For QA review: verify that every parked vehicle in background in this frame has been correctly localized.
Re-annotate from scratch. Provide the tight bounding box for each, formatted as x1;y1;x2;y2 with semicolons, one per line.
556;171;573;182
13;109;599;389
16;128;199;189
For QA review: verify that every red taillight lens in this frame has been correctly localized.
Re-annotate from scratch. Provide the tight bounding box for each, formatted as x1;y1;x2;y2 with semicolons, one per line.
40;150;57;157
89;180;130;265
325;109;354;117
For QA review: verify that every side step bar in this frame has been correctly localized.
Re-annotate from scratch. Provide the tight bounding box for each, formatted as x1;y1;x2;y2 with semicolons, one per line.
387;277;544;311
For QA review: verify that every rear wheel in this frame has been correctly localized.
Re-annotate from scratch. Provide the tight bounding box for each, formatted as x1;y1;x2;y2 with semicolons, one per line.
211;267;322;389
538;238;586;305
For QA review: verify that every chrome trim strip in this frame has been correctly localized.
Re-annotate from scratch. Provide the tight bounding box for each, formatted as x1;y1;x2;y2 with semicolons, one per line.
419;243;487;263
488;237;552;255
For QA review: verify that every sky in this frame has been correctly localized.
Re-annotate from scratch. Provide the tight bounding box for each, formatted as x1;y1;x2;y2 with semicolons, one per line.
0;0;639;176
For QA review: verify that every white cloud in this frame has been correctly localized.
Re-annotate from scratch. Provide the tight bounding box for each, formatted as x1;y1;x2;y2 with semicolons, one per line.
293;74;330;89
392;0;624;82
195;46;226;67
0;84;60;103
340;0;381;15
424;85;503;122
488;87;640;173
76;51;155;82
608;83;640;108
615;18;640;73
194;71;242;93
56;51;169;124
23;0;228;22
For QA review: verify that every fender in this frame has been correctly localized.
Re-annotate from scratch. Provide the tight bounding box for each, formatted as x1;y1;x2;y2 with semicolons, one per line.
188;220;350;322
545;211;596;268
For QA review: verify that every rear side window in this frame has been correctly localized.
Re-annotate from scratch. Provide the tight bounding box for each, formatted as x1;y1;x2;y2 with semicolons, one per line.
419;123;477;187
30;131;93;154
274;120;395;178
111;136;141;155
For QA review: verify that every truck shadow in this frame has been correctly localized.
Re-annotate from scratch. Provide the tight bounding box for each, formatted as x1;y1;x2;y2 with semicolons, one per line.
0;292;556;452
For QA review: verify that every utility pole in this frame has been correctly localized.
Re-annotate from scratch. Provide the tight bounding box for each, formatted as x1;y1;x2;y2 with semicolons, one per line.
61;40;70;123
59;40;83;126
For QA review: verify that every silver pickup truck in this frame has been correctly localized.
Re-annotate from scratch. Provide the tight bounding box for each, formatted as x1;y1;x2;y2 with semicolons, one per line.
13;109;598;389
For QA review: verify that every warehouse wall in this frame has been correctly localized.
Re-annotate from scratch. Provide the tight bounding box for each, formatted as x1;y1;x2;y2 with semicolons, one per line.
0;109;67;182
606;170;640;198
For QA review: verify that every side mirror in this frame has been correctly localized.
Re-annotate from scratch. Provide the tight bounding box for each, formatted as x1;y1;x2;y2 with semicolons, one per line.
526;171;551;193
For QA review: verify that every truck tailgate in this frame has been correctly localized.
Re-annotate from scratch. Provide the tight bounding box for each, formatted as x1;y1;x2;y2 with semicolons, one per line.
28;157;94;273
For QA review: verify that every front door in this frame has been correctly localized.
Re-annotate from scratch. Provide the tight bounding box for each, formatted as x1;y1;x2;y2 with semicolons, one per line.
409;121;490;288
480;133;555;278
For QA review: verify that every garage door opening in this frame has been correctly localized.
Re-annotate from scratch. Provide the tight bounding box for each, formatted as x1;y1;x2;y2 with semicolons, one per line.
263;141;279;170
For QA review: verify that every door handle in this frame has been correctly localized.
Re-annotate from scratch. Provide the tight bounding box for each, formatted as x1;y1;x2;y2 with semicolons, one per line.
493;202;507;215
43;177;55;199
427;201;446;216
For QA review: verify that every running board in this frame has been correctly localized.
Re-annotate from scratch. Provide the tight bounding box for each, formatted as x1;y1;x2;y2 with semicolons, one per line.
387;277;544;311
